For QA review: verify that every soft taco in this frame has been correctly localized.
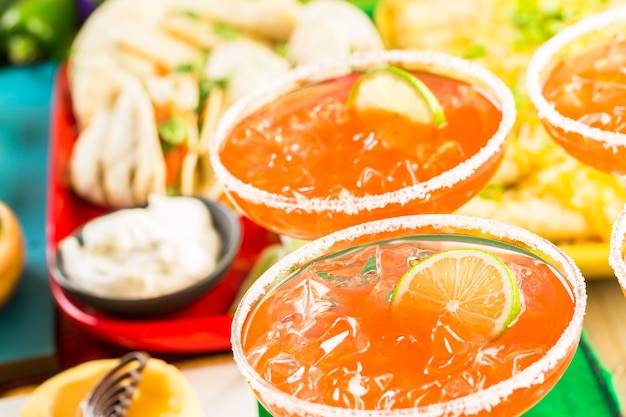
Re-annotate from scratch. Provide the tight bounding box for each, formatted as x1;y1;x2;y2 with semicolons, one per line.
66;0;384;209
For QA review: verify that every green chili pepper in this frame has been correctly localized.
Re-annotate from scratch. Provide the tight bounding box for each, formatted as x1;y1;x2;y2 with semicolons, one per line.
0;1;16;18
0;0;77;65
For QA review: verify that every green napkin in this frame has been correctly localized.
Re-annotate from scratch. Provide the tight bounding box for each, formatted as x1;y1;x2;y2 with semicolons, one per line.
524;332;622;416
257;332;621;417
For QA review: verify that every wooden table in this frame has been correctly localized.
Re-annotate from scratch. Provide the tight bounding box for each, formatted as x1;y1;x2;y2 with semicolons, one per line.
585;277;626;406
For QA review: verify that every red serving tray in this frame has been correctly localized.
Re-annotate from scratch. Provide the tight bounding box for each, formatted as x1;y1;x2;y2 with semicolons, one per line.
46;64;279;353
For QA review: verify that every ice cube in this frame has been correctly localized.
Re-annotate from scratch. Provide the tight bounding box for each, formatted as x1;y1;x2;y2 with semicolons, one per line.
590;80;626;107
426;316;488;375
356;166;386;191
276;364;326;402
365;278;395;311
422;140;466;179
475;343;545;377
546;74;589;110
322;364;369;410
310;96;350;126
312;316;369;368
441;369;487;400
312;246;380;289
378;241;435;276
385;159;423;188
403;380;445;408
259;278;338;342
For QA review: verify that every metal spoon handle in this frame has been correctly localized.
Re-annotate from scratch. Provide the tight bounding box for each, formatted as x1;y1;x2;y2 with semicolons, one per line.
81;351;150;417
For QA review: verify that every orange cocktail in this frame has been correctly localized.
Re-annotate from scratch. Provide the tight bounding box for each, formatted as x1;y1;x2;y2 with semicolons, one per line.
210;50;516;240
526;5;626;180
231;215;586;417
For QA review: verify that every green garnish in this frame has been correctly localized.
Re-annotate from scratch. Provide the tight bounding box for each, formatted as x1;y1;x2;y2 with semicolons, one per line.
275;43;288;58
510;0;575;50
316;255;379;287
166;185;181;196
213;22;240;40
198;78;227;118
173;10;201;19
479;183;506;199
174;51;208;75
463;43;487;59
359;255;377;275
510;85;530;110
158;117;187;151
175;62;199;73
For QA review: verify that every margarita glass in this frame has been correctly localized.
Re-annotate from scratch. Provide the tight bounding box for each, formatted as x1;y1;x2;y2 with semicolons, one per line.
231;214;586;417
210;50;516;240
526;5;626;182
610;204;626;294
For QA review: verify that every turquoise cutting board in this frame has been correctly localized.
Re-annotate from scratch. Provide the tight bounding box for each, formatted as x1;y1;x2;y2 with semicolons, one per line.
0;62;58;385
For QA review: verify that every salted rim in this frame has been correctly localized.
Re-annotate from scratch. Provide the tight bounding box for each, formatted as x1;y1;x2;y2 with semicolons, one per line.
231;214;587;417
609;203;626;290
209;50;516;215
526;4;626;148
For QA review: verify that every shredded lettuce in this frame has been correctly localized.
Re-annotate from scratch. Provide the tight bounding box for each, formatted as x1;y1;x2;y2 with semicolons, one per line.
510;0;575;50
158;117;187;151
213;22;240;40
479;183;506;200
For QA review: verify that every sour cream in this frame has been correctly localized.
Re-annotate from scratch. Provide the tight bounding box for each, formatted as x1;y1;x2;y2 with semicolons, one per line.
59;194;222;299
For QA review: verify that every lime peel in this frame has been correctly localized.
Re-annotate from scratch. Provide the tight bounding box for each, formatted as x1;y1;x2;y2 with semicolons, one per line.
391;248;522;340
348;66;447;128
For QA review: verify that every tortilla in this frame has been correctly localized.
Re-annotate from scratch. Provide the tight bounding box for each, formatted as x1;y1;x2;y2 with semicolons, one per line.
66;0;385;209
287;0;384;66
174;0;302;42
69;110;110;206
100;76;166;207
204;38;290;108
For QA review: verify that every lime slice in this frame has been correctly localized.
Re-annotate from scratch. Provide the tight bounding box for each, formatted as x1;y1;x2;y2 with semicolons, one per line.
348;66;447;128
391;248;521;340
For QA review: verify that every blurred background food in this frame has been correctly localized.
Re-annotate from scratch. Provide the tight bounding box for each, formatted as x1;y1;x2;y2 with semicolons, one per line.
52;195;243;318
0;201;24;309
375;0;626;277
0;0;624;407
0;0;76;66
0;0;625;408
1;0;623;315
58;195;223;301
38;0;626;279
65;0;384;209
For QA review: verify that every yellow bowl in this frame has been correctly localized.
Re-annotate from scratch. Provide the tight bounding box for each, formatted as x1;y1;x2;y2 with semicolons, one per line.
559;242;613;280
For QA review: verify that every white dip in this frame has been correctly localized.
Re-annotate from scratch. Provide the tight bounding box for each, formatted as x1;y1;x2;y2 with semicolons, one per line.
59;194;222;299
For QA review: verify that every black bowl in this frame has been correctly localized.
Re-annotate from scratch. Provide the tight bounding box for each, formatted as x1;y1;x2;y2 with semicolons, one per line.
50;197;242;319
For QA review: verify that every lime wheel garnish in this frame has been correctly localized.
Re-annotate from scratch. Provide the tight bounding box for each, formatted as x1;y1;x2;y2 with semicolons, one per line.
348;66;447;128
391;248;521;341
